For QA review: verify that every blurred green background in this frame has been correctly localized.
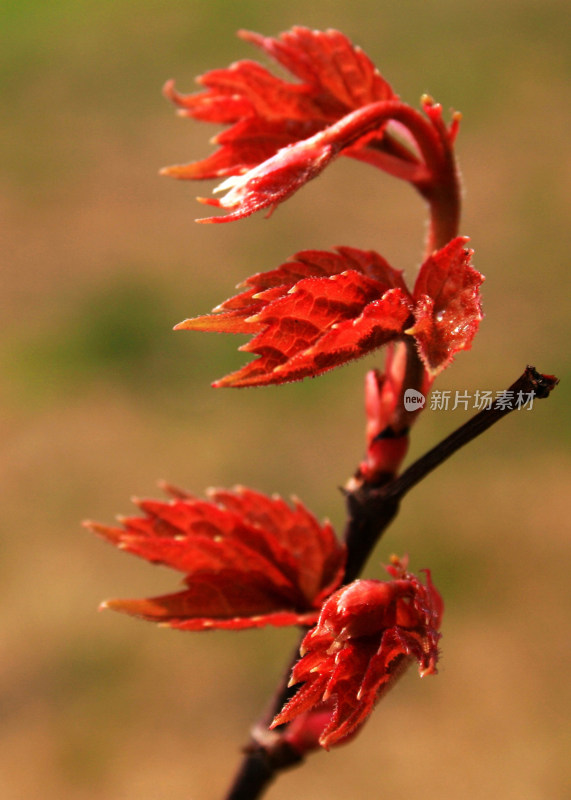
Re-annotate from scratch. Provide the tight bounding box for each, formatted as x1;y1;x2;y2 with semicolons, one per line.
1;1;569;798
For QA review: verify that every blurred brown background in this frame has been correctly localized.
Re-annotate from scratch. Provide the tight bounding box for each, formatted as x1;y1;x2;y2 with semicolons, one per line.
2;1;569;798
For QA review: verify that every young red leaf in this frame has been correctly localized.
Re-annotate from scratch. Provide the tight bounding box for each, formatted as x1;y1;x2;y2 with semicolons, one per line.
162;27;463;226
175;238;482;387
191;100;434;223
175;247;409;386
196;131;338;222
162;26;396;183
241;27;394;111
408;236;484;374
271;556;442;749
85;485;345;631
176;246;404;333
234;285;411;387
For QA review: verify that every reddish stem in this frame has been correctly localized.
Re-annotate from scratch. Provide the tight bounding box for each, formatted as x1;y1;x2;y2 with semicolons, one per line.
324;98;461;256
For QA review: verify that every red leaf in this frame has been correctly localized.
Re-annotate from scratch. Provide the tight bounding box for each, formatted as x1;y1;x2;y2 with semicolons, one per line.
408;237;484;374
195;132;338;222
176;239;483;386
161;28;464;222
86;486;345;631
162;26;396;182
176;247;411;387
241;27;394;111
271;556;443;749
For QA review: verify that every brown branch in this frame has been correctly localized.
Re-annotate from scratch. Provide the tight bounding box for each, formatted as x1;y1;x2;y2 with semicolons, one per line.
342;366;558;581
224;739;302;800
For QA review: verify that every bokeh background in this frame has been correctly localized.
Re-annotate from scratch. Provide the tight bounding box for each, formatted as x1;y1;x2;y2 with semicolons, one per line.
2;1;569;798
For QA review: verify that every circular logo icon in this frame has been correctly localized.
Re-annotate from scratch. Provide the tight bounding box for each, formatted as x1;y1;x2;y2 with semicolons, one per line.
403;388;426;412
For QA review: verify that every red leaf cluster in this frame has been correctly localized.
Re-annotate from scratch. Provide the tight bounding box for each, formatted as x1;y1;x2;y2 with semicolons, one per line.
85;485;345;631
272;556;443;749
176;237;483;386
162;26;395;183
160;28;460;222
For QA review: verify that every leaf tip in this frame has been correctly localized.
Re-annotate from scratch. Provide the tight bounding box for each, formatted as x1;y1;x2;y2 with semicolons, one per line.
84;519;113;537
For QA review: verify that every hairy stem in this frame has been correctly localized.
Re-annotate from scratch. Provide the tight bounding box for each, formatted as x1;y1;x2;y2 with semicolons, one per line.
419;103;462;255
